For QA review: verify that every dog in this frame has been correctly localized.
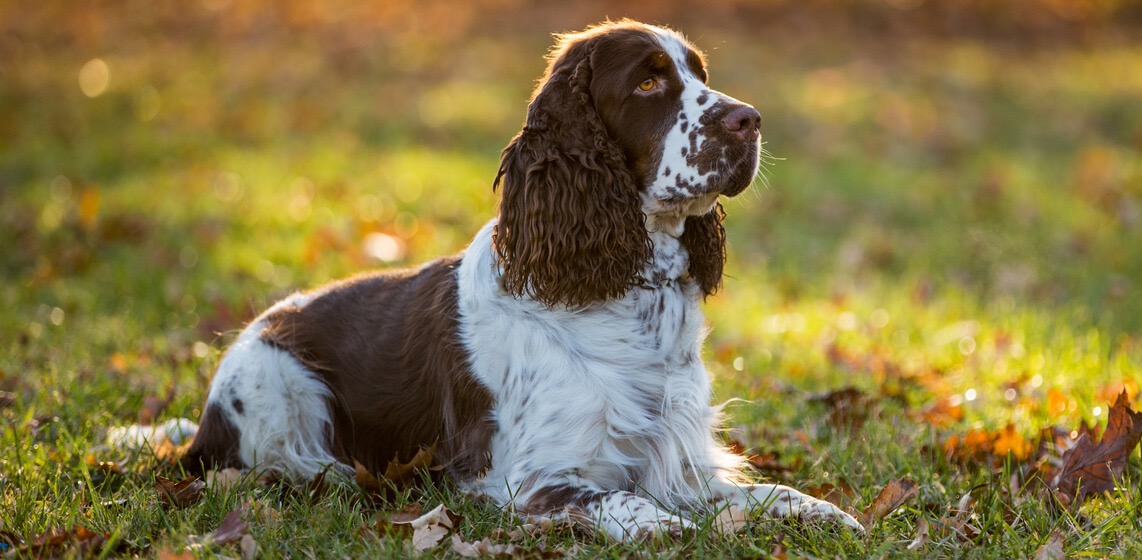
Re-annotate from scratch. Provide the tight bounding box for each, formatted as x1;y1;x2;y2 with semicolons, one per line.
181;19;863;539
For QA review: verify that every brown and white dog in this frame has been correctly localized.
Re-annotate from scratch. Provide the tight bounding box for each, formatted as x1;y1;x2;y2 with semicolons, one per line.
181;20;862;539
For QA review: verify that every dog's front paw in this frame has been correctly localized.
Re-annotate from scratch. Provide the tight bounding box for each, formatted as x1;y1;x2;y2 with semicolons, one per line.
749;484;865;532
587;491;695;541
795;496;865;532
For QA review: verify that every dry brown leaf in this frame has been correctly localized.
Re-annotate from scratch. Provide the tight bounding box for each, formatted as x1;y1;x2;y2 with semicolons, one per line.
857;477;918;528
206;468;244;491
451;533;519;557
919;396;964;428
1051;390;1142;505
390;503;426;524
244;499;282;529
806;479;857;507
356;445;438;502
155;476;205;508
212;507;248;546
906;517;929;550
992;424;1033;460
240;534;257;560
726;438;799;474
391;503;461;553
152;438;192;464
370;503;430;543
1034;531;1066;560
17;525;118;557
85;454;126;475
382;443;437;487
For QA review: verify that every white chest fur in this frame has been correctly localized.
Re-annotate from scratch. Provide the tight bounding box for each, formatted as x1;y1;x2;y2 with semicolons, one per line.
457;221;718;507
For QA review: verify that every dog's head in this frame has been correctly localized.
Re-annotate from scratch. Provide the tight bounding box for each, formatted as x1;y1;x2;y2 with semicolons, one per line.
494;20;761;307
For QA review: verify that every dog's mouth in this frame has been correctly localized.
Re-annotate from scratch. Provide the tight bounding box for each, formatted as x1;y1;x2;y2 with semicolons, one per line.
717;140;761;198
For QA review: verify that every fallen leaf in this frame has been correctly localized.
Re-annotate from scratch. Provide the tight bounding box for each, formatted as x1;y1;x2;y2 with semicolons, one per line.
206;468;244;491
244;499;282;529
390;502;426;523
240;534;257;560
726;438;800;475
906;517;929;550
85;454;126;475
806;479;857;507
992;424;1032;460
391;503;461;553
20;525;111;557
369;503;424;541
382;443;437;487
212;507;248;546
1047;388;1074;416
155;476;206;508
1051;390;1142;505
355;459;387;503
451;533;520;557
1034;531;1066;560
858;477;918;528
918;396;964;427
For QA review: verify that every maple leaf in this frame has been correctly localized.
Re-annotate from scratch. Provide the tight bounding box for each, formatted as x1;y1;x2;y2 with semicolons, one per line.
355;444;438;502
1051;390;1142;505
857;477;918;528
155;475;206;508
383;443;437;486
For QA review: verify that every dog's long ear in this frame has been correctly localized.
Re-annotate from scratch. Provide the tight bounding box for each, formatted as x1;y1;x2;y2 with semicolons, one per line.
493;36;651;308
681;202;727;297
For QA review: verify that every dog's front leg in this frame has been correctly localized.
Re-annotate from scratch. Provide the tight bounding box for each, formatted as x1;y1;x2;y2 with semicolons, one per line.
518;484;695;541
705;479;865;531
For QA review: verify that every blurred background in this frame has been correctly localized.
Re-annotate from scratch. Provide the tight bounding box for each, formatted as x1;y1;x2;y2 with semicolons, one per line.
1;0;1140;427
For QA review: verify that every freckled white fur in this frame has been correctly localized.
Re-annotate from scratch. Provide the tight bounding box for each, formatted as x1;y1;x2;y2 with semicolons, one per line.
645;29;752;217
458;220;737;513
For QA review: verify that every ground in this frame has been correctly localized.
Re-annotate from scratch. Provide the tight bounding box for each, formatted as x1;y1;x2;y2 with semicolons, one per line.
2;1;1141;557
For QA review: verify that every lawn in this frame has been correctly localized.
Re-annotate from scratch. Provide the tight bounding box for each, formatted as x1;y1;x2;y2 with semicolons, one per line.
2;1;1141;557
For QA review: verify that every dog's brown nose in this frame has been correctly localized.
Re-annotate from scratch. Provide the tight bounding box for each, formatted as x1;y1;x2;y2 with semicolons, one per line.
721;104;761;141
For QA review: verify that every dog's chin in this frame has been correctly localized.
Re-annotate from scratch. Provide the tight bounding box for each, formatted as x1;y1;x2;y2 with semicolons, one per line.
719;151;760;198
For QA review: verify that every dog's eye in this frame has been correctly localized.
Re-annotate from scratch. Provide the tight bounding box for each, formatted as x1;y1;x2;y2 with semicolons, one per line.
638;78;657;92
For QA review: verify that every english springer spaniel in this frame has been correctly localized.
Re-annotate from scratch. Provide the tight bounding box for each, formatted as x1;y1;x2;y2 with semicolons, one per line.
183;20;862;539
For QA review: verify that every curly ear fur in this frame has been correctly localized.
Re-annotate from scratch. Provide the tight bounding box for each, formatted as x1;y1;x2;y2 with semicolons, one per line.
681;202;727;297
493;38;651;308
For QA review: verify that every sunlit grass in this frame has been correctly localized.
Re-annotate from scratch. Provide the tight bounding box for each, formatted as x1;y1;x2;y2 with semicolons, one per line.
3;2;1141;557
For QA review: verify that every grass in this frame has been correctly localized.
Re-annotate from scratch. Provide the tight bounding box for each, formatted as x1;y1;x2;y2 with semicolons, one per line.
3;1;1142;557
